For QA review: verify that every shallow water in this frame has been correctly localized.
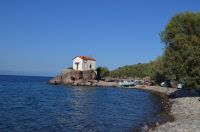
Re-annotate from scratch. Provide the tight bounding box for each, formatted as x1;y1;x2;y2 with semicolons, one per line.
0;75;163;132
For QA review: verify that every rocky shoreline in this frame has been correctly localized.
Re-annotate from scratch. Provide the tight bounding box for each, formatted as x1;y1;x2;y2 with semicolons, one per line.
128;86;175;132
127;86;200;132
149;97;200;132
49;71;200;132
130;85;176;95
49;69;118;87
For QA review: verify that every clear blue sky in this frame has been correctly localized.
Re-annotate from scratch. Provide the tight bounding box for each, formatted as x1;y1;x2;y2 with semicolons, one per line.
0;0;199;76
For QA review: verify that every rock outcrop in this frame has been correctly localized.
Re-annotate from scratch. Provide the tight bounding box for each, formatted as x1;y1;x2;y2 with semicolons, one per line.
49;69;97;86
49;75;62;84
49;69;118;87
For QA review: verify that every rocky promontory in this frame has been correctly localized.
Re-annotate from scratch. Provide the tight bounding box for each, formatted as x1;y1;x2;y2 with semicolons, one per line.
49;69;117;87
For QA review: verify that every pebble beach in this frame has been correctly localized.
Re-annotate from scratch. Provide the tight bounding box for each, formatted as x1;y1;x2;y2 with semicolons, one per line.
150;97;200;132
128;86;200;132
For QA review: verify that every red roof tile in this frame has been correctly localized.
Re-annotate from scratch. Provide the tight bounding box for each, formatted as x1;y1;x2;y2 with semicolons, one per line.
74;56;96;61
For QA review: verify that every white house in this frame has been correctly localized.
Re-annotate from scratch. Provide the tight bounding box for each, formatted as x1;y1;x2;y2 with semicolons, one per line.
73;56;96;71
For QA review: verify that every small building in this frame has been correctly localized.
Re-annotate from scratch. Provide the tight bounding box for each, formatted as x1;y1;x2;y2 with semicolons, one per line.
73;56;96;71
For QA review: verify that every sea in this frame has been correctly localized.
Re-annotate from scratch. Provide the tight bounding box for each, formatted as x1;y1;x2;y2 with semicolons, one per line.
0;75;164;132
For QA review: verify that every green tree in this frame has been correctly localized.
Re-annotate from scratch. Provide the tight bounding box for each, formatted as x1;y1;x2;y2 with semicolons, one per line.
96;67;110;81
110;63;152;78
150;56;168;84
161;12;200;89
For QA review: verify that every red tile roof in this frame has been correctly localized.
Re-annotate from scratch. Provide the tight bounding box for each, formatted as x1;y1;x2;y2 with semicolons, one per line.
74;56;96;61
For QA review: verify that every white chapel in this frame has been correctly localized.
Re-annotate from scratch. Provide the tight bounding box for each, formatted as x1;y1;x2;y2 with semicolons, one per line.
73;56;96;71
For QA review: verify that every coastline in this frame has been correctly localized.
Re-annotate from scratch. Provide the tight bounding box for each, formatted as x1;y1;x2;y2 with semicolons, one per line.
65;84;175;131
127;86;175;131
149;97;200;132
70;84;177;131
50;78;200;132
129;85;200;132
128;85;176;95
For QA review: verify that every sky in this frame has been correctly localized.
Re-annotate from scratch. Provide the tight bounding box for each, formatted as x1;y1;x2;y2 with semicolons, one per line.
0;0;200;76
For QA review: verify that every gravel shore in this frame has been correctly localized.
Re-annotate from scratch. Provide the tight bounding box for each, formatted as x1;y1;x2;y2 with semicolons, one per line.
131;85;176;95
150;97;200;132
133;86;200;132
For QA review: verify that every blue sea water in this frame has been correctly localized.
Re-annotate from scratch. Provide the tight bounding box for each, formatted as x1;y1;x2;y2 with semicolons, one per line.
0;75;163;132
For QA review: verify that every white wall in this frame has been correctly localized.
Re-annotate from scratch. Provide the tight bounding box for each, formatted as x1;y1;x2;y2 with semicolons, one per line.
73;57;83;71
83;60;96;71
73;57;96;71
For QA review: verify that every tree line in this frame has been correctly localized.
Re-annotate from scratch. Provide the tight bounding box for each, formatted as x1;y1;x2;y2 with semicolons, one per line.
97;12;200;89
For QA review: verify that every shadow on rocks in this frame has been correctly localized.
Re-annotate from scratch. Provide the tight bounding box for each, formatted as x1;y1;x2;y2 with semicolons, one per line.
169;89;200;99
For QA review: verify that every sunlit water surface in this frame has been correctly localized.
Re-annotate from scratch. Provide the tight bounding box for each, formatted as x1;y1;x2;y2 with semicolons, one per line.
0;75;163;132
